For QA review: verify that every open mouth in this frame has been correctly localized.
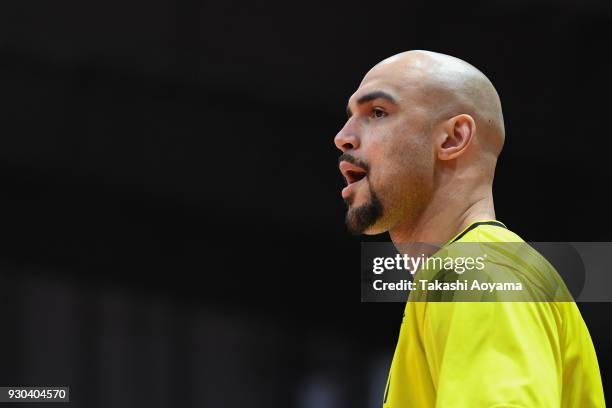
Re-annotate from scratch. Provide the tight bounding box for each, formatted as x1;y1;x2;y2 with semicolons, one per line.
339;160;367;187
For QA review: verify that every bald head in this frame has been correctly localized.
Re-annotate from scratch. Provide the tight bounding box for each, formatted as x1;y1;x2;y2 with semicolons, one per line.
363;50;505;157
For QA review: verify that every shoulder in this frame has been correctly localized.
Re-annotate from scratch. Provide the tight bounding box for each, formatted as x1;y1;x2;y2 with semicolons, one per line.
449;227;573;302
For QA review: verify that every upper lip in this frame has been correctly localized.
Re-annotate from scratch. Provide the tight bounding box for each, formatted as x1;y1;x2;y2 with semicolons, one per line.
339;161;367;186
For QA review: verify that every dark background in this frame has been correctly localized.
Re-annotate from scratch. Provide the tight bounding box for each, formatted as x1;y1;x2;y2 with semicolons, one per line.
0;0;610;406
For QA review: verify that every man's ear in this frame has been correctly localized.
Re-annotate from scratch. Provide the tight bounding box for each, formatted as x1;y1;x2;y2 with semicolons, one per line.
436;114;476;161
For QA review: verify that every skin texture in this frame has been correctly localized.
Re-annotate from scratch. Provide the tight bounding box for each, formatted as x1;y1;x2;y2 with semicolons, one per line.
335;50;505;244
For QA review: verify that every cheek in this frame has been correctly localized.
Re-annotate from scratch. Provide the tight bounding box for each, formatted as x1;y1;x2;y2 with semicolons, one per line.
371;132;433;197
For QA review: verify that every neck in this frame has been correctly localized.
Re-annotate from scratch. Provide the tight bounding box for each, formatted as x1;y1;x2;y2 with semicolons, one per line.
389;186;496;245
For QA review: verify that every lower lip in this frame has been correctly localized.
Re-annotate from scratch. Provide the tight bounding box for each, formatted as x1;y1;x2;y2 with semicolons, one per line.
341;177;365;199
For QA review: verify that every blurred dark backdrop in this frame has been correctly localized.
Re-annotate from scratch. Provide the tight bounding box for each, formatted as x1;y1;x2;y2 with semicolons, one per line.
0;0;611;406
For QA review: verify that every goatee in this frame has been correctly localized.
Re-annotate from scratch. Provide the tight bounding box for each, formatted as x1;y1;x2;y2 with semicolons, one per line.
345;187;383;235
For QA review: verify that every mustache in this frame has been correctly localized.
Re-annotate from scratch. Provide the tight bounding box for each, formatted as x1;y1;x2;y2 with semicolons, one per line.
338;153;370;173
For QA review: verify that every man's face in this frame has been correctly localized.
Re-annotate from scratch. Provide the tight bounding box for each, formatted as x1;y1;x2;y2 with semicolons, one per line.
335;65;435;235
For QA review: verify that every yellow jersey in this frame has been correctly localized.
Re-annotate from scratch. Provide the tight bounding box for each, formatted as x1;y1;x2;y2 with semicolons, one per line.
383;220;605;407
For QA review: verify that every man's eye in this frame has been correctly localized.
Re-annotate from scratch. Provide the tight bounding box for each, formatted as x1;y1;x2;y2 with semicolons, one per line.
371;107;387;119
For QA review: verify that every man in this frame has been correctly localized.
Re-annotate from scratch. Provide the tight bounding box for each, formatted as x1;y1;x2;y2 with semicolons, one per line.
335;50;605;407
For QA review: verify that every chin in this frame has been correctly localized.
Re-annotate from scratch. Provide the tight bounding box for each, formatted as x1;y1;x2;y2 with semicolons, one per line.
345;200;385;236
343;184;386;235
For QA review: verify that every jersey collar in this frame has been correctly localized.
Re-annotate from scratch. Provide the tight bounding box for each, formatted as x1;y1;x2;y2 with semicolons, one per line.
447;220;507;245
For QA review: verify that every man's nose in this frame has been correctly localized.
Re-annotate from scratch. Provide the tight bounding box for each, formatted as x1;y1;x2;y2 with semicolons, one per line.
334;122;360;152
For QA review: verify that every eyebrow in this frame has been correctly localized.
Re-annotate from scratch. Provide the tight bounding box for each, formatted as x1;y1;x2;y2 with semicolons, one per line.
346;90;398;118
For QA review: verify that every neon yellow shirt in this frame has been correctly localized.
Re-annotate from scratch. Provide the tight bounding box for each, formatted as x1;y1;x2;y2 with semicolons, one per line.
383;220;605;407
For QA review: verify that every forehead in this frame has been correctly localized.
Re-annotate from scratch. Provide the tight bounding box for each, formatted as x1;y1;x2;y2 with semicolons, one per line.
349;61;425;106
348;78;400;106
